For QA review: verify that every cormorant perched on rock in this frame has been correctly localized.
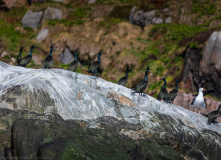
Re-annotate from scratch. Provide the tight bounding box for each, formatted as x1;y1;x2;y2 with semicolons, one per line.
167;79;181;104
117;67;132;86
132;66;151;97
207;104;221;125
189;88;205;114
17;47;24;65
19;45;38;67
158;78;168;101
43;46;54;69
68;49;79;72
87;50;105;76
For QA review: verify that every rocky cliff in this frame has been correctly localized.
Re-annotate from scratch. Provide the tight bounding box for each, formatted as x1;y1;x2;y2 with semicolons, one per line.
0;62;221;160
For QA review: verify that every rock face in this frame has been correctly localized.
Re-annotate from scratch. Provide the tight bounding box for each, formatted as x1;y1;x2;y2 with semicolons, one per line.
130;9;172;27
21;7;62;29
36;28;49;42
183;31;221;98
59;48;73;64
0;108;184;160
200;31;221;97
21;10;43;29
42;7;62;21
0;61;221;159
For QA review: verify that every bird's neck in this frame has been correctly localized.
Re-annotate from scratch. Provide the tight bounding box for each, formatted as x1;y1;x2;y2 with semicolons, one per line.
19;48;22;56
144;72;148;81
125;69;129;78
97;55;101;62
29;48;34;56
163;80;167;87
175;81;178;90
49;48;53;56
74;55;78;61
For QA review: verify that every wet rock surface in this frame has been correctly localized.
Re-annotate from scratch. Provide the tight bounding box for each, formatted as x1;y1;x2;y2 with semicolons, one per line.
0;108;185;160
0;62;220;159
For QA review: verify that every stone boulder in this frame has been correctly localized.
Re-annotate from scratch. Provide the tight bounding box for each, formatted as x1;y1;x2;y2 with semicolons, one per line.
21;10;43;29
143;10;155;25
42;7;62;21
21;7;62;29
36;28;49;42
0;62;221;159
0;108;185;160
199;31;221;97
152;17;163;24
59;48;73;64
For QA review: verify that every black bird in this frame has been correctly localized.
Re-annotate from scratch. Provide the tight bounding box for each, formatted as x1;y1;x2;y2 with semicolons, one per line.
207;104;221;125
87;50;105;76
17;47;24;65
132;66;151;97
43;46;54;69
167;79;181;104
117;67;132;86
158;78;168;101
68;49;79;72
19;45;38;67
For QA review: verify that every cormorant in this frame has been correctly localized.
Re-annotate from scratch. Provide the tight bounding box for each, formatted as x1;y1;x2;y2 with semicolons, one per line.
117;66;132;86
189;88;205;114
207;104;221;125
87;50;105;76
17;47;24;65
158;78;168;101
166;79;181;104
43;46;54;69
68;49;79;72
19;45;38;67
132;66;151;97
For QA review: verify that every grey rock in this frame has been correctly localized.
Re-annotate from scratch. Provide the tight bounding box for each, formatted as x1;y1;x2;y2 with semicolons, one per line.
152;17;163;24
1;51;8;57
143;10;155;21
42;7;62;21
165;17;172;24
59;48;73;64
36;28;49;42
0;61;220;159
143;10;155;25
163;8;169;12
88;0;96;4
21;10;43;29
199;31;221;97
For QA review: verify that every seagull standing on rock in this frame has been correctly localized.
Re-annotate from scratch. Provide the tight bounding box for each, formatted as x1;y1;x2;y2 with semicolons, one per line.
189;88;206;114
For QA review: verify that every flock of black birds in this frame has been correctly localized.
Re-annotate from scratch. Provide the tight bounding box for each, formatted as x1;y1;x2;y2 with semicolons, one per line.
15;45;221;125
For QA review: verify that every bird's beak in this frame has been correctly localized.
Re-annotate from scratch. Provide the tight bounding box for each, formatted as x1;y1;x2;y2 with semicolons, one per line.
159;78;162;80
203;89;206;91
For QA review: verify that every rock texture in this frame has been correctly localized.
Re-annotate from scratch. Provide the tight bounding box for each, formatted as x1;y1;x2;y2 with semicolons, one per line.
0;108;185;160
36;28;49;42
0;62;221;159
21;10;43;29
21;7;62;29
183;31;221;98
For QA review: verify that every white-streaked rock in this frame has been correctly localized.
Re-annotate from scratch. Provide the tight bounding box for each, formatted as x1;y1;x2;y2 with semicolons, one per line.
0;61;220;136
